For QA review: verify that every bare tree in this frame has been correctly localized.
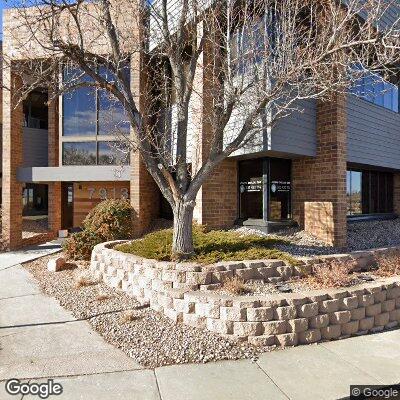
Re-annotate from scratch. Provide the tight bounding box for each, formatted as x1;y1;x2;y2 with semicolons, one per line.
3;0;400;258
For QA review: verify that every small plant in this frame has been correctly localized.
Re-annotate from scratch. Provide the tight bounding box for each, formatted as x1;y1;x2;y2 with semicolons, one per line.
83;199;133;241
64;230;103;261
119;310;137;324
375;254;400;277
222;276;251;295
95;293;111;302
307;260;356;289
75;272;97;289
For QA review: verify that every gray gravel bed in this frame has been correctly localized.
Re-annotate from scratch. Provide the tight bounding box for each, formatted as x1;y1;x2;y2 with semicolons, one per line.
24;255;275;368
233;218;400;257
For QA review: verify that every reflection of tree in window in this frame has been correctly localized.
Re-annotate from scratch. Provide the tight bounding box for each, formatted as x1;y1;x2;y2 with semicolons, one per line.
98;141;129;165
63;142;96;165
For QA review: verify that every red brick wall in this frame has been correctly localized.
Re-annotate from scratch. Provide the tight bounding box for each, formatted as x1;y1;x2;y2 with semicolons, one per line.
2;68;23;249
47;96;62;235
292;96;347;247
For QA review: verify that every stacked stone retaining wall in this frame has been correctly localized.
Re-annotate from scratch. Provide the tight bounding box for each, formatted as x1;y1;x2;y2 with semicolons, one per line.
90;242;400;346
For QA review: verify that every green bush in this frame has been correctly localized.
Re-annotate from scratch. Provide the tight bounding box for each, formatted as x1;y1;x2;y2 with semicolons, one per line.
83;199;133;241
64;199;134;260
63;230;103;261
115;225;298;265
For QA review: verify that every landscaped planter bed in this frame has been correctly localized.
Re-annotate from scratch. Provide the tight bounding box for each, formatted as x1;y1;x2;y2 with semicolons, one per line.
91;242;400;347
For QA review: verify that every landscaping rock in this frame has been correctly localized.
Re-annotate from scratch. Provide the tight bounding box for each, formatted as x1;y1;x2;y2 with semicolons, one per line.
47;257;67;272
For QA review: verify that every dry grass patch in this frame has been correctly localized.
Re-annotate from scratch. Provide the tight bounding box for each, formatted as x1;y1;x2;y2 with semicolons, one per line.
222;277;251;295
95;293;112;302
119;310;137;324
75;272;98;289
306;260;356;289
375;254;400;277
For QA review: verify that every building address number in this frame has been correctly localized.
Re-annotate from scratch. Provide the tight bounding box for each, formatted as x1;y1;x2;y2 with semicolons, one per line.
88;187;129;200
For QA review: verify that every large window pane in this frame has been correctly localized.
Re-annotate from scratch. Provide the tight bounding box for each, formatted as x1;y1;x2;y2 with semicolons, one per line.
98;141;130;165
63;142;96;165
63;68;97;136
98;66;130;136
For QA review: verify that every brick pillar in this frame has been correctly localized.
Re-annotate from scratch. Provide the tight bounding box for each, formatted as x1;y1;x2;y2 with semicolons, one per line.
192;22;238;229
292;95;347;248
48;96;62;234
2;66;23;249
129;52;160;236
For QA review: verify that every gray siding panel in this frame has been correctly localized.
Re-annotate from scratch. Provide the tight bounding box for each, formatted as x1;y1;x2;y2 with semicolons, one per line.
347;95;400;169
270;99;317;157
23;127;48;167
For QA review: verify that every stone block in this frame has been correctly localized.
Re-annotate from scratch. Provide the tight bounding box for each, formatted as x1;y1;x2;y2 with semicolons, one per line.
234;268;255;281
256;266;278;279
298;302;319;318
382;299;396;313
248;335;276;347
365;303;382;317
387;287;400;300
225;262;246;271
321;325;341;340
47;257;67;272
247;307;274;322
390;309;400;322
351;307;366;321
263;320;287;335
396;298;400;308
183;313;206;329
206;318;233;334
374;312;390;327
186;271;211;285
109;277;122;289
161;270;186;283
199;284;221;291
309;314;329;329
276;333;298;347
341;320;359;335
359;317;374;331
173;298;195;314
276;266;293;280
319;299;339;313
211;270;233;284
298;329;321;344
358;294;375;307
329;311;351;325
233;322;263;337
385;321;399;329
220;307;247;322
274;306;297;320
374;291;387;303
339;296;359;311
164;309;183;323
287;318;308;333
195;303;220;319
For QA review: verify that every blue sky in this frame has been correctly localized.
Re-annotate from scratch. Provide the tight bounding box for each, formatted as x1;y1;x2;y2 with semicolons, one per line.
0;1;5;40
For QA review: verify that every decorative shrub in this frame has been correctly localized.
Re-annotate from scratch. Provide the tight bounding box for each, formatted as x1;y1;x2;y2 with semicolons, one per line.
83;199;133;241
63;230;103;261
115;225;298;265
307;260;356;288
222;277;251;295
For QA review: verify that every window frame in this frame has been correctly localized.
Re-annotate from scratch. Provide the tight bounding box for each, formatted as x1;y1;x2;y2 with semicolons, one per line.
59;65;131;166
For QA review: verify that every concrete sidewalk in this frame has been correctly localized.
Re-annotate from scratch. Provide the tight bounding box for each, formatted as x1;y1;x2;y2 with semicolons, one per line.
1;251;400;400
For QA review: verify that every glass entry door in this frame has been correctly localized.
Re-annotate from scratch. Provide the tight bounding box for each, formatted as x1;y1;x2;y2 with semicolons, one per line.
269;158;292;220
239;159;263;219
238;157;292;222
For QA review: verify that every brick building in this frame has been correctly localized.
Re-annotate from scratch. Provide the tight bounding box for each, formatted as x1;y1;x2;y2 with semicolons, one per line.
1;3;400;250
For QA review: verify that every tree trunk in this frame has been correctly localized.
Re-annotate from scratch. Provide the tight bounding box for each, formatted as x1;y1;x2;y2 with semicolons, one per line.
172;201;195;260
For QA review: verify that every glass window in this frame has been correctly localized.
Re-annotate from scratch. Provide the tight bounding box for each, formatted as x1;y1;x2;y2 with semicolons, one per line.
347;171;362;215
347;169;393;215
98;90;130;136
63;87;97;136
98;141;130;165
62;142;97;165
351;68;399;113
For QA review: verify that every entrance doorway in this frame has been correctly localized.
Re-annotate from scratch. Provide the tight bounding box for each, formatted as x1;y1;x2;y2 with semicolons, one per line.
61;183;74;229
239;157;292;223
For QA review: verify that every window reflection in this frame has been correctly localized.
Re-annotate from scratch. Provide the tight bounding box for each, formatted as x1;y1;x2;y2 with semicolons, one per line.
98;141;130;165
63;142;96;165
351;69;399;113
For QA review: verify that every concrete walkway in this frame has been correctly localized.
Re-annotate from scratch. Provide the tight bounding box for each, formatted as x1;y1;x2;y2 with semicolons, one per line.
1;249;400;400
